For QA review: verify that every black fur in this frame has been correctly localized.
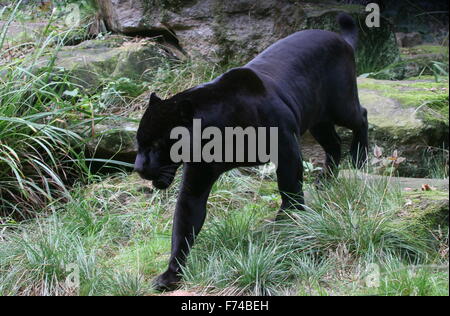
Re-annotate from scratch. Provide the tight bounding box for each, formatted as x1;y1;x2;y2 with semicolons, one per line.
134;13;368;291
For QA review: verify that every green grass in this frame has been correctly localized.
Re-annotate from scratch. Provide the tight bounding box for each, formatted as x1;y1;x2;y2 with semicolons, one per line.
181;169;439;295
0;173;156;295
356;44;399;77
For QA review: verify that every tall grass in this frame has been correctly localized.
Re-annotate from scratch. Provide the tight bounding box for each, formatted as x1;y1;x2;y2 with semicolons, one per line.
0;8;91;217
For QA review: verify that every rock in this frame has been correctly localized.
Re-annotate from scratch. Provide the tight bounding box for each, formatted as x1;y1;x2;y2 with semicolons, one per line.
83;118;138;164
359;77;448;176
95;0;399;72
34;36;174;90
357;77;448;139
396;32;423;47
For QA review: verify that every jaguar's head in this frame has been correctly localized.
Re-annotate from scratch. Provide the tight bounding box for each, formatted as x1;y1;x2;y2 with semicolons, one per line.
134;92;192;189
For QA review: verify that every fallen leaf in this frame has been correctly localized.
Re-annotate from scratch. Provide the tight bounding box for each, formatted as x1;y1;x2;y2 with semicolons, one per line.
421;184;436;191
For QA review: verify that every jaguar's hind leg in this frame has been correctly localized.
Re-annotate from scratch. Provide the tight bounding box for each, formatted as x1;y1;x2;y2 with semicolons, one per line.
275;132;304;220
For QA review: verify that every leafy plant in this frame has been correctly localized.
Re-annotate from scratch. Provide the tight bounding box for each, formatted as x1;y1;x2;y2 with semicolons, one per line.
371;145;406;175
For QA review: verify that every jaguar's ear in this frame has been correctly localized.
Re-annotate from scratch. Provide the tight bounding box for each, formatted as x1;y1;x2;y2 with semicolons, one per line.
148;92;162;106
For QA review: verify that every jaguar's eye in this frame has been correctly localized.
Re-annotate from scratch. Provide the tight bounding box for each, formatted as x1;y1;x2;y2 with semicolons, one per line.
153;141;161;150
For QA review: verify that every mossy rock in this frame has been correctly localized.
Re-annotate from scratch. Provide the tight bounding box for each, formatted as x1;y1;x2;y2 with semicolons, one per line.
402;190;449;233
0;21;48;45
34;36;174;91
215;1;399;69
304;77;448;176
358;77;449;128
83;118;138;164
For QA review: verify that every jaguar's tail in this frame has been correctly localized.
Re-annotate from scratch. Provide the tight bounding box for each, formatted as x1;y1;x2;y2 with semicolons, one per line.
337;13;358;51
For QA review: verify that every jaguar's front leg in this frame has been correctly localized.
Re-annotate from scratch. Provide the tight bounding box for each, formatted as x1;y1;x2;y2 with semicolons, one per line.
275;132;305;220
153;164;219;291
